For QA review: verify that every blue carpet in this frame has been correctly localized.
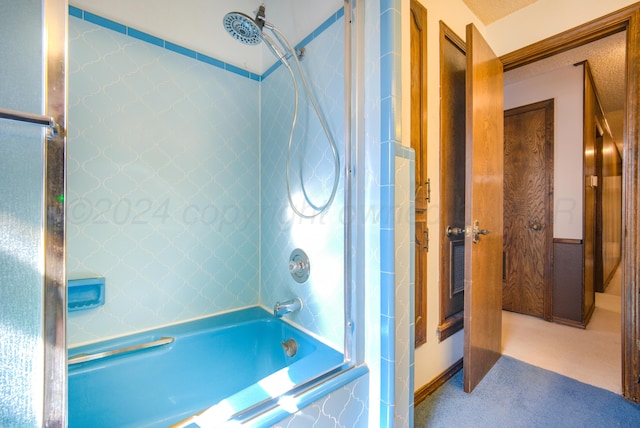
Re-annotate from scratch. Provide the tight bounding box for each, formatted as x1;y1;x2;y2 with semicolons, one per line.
415;356;640;427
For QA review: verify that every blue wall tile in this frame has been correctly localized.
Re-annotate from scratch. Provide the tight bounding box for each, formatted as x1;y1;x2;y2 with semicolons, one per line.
127;28;163;47
259;14;346;349
165;41;196;58
67;5;347;352
379;0;404;424
68;5;82;19
67;17;260;344
83;12;126;34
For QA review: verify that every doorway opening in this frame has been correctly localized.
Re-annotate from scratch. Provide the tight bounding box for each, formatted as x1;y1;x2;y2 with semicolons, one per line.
500;11;635;399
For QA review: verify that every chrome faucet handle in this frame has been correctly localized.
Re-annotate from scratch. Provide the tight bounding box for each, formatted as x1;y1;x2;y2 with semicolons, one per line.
289;249;310;283
289;260;308;274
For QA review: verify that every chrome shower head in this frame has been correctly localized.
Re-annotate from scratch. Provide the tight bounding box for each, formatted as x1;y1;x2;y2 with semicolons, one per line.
222;12;263;45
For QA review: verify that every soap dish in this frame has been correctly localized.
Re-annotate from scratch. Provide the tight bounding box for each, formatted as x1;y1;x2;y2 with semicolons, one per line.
68;278;105;312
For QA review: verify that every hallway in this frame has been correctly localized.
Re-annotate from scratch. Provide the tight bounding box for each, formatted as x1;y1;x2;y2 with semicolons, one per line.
502;266;622;394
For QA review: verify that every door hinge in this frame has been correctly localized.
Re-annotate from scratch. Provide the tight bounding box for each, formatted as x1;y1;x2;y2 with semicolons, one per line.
426;178;431;203
424;227;429;252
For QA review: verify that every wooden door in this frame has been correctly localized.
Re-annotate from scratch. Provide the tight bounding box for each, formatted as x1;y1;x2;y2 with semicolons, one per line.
463;24;504;393
503;100;554;320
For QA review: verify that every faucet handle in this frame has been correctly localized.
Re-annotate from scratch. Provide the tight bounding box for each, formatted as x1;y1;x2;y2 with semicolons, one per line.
289;260;308;274
289;249;310;283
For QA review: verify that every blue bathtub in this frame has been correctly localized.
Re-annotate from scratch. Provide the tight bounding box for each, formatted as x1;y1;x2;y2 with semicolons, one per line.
68;307;344;427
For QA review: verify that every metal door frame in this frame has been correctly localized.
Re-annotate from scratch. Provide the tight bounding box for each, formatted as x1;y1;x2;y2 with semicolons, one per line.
43;0;67;424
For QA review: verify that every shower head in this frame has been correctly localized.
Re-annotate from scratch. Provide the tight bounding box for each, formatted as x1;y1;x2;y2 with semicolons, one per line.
222;12;262;45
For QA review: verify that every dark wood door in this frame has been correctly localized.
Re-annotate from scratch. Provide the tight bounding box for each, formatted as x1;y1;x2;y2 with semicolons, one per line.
438;22;466;342
503;99;554;320
463;23;504;394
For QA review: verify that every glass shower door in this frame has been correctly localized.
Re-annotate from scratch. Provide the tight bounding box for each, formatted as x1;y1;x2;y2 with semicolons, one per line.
0;1;66;426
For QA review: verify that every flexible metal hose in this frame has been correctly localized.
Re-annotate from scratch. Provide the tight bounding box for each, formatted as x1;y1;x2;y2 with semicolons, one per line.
263;24;341;219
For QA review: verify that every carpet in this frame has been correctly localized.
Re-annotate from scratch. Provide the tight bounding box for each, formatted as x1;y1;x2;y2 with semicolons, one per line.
414;356;640;427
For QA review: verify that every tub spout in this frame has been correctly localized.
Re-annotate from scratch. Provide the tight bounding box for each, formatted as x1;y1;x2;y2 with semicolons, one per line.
274;297;303;318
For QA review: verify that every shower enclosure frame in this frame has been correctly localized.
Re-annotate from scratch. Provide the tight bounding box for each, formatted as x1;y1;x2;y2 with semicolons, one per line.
344;0;365;366
43;0;67;425
40;0;366;424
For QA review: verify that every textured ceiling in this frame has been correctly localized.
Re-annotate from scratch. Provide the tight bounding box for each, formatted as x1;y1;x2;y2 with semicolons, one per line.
505;31;626;145
463;0;539;24
465;0;626;146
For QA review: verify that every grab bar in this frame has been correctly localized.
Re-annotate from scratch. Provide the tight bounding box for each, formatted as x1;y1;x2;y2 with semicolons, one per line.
68;337;175;365
0;107;63;137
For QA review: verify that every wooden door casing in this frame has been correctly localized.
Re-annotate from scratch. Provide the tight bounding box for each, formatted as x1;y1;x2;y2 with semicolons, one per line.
410;0;428;346
503;99;554;320
582;62;598;322
437;22;466;341
463;23;504;394
411;1;429;213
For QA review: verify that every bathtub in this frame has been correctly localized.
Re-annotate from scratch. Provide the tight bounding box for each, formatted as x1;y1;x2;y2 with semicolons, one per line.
68;307;345;427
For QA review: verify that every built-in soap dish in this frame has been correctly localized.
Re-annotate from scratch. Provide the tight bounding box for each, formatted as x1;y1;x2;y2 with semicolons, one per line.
68;277;105;312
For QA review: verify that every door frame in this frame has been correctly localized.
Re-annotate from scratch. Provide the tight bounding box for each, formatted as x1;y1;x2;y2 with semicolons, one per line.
500;3;640;403
437;21;467;342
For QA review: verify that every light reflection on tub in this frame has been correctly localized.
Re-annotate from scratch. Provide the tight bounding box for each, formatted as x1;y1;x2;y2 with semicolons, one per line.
68;307;344;427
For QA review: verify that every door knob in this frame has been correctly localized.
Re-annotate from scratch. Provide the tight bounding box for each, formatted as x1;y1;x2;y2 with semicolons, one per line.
525;221;543;231
446;225;466;238
471;220;489;244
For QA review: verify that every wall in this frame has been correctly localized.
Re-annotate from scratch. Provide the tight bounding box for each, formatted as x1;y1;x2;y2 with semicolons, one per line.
504;63;585;239
67;14;260;344
405;0;485;392
394;148;415;427
272;375;369;427
377;0;417;424
260;11;346;349
601;135;623;284
67;7;346;349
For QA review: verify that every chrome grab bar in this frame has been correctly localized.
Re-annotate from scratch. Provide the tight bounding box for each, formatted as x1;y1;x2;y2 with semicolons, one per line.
0;107;62;136
68;336;174;365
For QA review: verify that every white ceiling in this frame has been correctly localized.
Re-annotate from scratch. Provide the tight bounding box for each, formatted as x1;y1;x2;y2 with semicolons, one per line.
463;0;539;24
70;0;343;74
